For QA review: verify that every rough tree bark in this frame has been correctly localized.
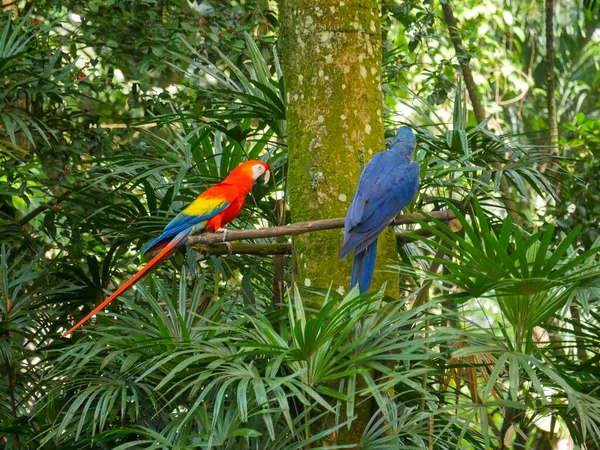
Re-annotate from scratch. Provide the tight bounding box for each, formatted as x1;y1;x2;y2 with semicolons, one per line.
278;0;396;443
278;0;399;302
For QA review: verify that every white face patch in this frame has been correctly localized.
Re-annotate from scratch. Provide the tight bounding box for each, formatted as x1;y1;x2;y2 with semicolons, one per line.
251;164;265;180
251;164;270;184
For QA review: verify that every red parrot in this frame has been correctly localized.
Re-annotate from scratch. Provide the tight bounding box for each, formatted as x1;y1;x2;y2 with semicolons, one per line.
62;160;271;337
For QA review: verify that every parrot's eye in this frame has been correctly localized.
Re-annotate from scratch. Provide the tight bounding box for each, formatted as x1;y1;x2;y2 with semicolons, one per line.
251;164;266;180
251;163;270;185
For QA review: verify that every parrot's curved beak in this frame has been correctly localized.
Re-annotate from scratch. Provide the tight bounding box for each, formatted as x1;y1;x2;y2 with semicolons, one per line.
257;169;270;185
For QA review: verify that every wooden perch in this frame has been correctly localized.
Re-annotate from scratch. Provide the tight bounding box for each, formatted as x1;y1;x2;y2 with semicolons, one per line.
194;242;292;256
189;210;456;255
193;228;444;256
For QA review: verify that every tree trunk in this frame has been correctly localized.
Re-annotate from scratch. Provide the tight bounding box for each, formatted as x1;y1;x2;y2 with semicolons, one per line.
278;0;399;303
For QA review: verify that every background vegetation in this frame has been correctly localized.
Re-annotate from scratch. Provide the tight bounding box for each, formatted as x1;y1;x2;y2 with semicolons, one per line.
1;0;599;448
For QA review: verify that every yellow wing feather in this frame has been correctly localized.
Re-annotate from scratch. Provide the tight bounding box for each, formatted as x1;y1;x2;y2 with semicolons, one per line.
182;195;229;217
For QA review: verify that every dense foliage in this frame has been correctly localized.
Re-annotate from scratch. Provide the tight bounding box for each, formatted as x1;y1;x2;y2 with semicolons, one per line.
1;0;600;448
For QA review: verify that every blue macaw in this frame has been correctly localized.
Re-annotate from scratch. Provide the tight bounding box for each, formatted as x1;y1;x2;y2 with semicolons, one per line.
339;126;420;293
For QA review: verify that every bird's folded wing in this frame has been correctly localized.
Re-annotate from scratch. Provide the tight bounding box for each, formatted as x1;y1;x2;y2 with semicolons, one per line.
340;160;419;256
145;184;240;254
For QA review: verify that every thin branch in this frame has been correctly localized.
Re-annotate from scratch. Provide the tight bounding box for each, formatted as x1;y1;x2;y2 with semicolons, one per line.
18;190;71;226
441;1;486;124
411;219;463;309
497;89;528;106
188;210;456;246
543;0;559;173
440;1;519;223
396;227;436;245
90;122;158;129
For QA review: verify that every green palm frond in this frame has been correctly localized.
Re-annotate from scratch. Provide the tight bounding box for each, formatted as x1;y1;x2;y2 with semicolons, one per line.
161;33;286;138
399;85;559;211
42;270;457;448
406;200;600;328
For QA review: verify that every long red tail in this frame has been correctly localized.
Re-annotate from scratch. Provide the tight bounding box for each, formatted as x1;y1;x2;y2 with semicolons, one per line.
62;231;188;337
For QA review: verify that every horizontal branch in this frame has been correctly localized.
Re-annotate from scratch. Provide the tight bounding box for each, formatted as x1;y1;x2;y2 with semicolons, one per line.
396;227;434;245
189;210;456;246
191;219;461;256
193;242;291;255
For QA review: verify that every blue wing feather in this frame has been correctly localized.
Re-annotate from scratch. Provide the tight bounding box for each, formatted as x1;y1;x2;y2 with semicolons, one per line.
342;153;387;236
144;202;230;254
340;157;419;256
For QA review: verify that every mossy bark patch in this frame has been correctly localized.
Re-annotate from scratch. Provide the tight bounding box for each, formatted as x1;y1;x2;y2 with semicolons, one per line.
279;0;399;302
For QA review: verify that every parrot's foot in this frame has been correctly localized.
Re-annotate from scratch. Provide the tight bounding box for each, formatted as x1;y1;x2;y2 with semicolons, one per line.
215;227;228;242
214;228;232;254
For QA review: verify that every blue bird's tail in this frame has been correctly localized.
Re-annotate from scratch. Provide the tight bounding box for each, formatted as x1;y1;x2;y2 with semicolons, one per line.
351;238;378;294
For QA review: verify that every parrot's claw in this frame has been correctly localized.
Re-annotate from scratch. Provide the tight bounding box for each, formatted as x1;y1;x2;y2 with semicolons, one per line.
214;228;232;254
215;227;228;242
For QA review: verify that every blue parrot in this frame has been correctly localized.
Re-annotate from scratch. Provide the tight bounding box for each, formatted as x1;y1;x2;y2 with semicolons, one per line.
339;126;420;293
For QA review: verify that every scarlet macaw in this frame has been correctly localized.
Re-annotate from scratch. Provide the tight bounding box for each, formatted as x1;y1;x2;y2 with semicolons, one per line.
339;126;419;293
62;160;271;336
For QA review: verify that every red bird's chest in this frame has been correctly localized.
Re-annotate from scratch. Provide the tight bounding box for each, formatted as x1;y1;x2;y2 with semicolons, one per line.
207;196;245;231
